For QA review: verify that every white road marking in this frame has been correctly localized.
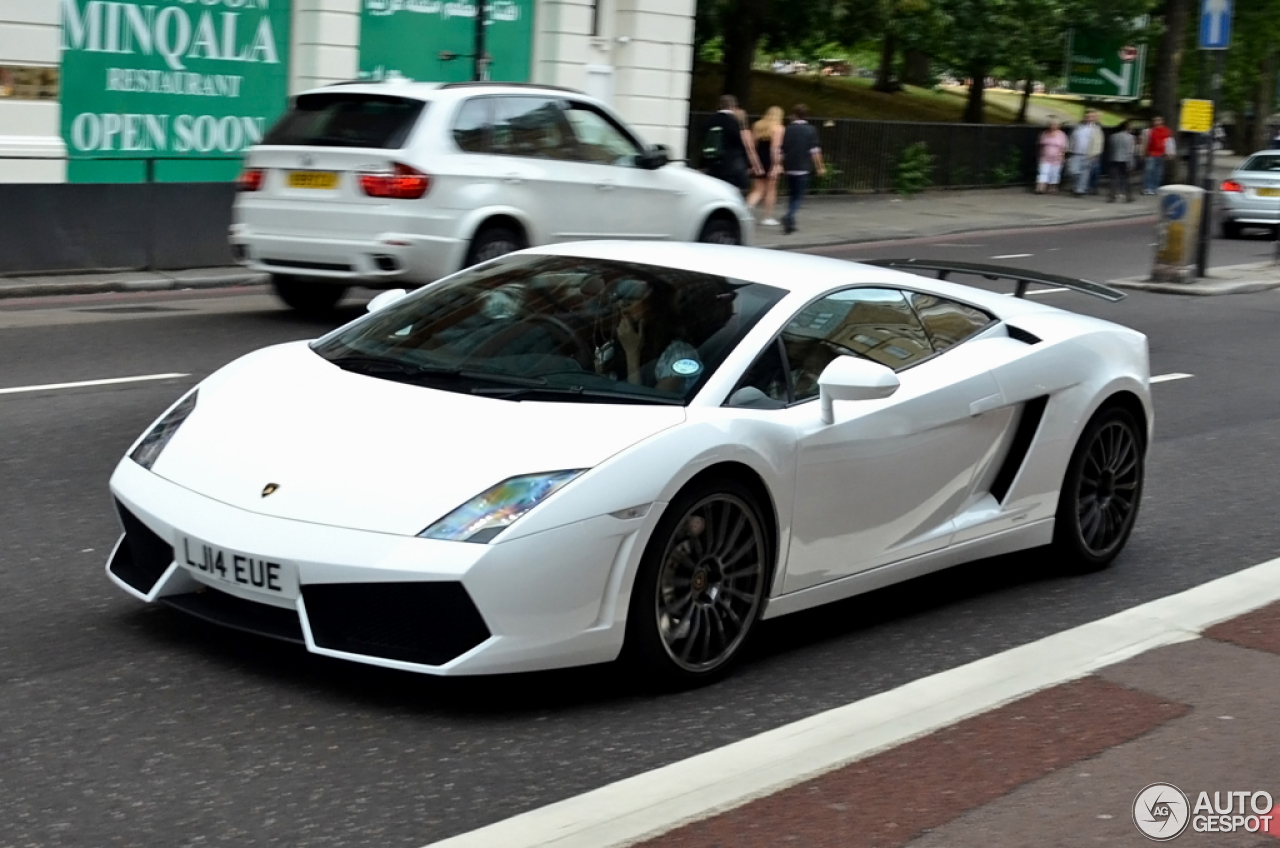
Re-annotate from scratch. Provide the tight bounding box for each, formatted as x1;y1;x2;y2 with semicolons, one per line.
424;554;1280;848
1001;287;1069;296
1151;373;1194;384
0;373;189;396
990;253;1034;259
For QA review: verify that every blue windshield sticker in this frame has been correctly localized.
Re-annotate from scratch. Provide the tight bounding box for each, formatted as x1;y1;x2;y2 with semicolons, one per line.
672;358;701;376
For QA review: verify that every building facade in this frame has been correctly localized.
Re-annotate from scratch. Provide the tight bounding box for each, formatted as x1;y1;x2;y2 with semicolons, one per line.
0;0;696;184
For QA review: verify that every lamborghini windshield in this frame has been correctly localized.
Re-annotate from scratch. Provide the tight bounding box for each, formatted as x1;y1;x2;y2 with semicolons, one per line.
311;254;786;404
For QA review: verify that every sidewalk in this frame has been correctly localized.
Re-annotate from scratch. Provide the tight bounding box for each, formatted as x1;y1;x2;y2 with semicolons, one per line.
430;557;1280;848
0;154;1254;302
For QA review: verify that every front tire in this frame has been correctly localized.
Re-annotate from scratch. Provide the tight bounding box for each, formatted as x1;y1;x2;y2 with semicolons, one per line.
624;477;771;687
698;215;742;245
270;275;348;315
1052;405;1145;572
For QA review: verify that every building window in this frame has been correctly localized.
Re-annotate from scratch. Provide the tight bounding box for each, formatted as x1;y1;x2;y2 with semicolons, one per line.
0;66;59;100
591;0;602;37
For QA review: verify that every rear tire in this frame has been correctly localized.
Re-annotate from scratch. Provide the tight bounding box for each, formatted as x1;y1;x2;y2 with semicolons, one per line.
1221;219;1241;239
270;275;348;315
466;225;523;267
1051;404;1145;573
623;476;771;688
698;215;741;245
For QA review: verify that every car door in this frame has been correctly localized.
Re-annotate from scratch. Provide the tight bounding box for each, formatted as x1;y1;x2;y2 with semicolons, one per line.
559;101;677;239
489;96;600;243
757;287;1014;594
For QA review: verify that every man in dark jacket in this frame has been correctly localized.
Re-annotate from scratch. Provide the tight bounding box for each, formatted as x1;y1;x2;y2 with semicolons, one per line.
780;104;826;234
700;94;761;189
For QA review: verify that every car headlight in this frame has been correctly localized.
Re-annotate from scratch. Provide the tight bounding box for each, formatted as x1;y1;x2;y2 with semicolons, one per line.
419;469;586;543
130;389;198;470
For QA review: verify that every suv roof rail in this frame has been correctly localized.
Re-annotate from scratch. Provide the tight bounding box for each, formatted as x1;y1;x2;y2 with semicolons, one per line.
438;81;583;94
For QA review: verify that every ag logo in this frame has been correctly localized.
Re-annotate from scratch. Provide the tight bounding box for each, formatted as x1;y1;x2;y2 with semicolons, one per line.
1134;783;1190;840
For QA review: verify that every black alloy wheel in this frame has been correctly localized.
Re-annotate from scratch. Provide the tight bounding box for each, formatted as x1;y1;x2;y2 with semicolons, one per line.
1053;405;1145;571
270;275;348;315
466;225;523;267
698;216;741;245
625;477;770;686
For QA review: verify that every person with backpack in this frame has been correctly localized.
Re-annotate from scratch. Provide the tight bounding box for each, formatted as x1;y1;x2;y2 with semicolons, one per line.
700;94;762;190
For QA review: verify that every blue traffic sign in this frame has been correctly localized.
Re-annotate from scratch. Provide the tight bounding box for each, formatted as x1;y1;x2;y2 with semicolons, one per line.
1162;194;1188;221
1199;0;1232;50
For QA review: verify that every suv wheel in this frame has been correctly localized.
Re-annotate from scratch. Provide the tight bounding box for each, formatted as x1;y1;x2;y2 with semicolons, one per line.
1221;220;1241;239
698;216;741;245
270;275;348;315
466;225;523;267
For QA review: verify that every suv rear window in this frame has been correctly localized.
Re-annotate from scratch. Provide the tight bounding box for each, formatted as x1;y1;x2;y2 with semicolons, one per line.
262;93;426;149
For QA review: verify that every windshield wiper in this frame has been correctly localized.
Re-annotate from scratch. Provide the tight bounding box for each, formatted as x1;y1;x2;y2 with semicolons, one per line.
326;353;551;388
469;384;683;405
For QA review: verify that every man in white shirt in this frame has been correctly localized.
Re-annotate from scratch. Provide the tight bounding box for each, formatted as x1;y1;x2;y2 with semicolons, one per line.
1069;110;1104;196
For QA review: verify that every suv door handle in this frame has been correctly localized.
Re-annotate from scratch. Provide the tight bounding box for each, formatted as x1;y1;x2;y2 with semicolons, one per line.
596;180;617;191
502;173;523;184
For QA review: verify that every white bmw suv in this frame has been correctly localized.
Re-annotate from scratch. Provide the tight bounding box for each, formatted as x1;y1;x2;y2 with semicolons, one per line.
231;80;755;313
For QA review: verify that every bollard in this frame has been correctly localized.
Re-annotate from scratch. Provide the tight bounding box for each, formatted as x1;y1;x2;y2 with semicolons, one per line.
1152;185;1205;282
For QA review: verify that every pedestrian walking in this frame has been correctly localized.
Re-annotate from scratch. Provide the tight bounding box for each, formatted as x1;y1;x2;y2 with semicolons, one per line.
1107;120;1135;202
780;104;826;235
1036;118;1068;194
1068;110;1103;196
1140;115;1174;195
746;106;785;226
699;94;762;191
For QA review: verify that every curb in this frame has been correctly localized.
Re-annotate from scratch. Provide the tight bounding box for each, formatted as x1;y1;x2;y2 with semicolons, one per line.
0;270;267;301
1109;261;1280;296
422;555;1280;848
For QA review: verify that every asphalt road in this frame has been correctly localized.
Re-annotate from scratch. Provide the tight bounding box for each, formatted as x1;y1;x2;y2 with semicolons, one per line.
2;220;1279;848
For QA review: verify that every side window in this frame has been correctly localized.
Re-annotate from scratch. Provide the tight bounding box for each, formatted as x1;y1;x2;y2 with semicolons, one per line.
562;103;643;166
909;292;994;352
452;97;492;153
782;288;933;401
492;97;577;160
728;339;790;409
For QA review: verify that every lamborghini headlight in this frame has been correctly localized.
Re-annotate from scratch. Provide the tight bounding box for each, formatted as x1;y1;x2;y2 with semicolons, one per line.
129;390;198;470
419;470;586;543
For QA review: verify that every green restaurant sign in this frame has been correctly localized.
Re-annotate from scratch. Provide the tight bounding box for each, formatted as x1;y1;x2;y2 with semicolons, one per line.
358;0;533;84
59;0;292;182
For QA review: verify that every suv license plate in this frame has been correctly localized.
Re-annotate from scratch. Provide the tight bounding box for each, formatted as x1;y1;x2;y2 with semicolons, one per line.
179;535;299;598
288;170;339;189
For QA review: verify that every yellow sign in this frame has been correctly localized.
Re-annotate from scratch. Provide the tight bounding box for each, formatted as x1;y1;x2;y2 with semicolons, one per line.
1158;222;1185;264
1179;99;1214;134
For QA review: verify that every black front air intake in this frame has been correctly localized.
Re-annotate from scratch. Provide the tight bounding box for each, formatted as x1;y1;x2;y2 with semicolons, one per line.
159;588;305;644
303;582;491;667
110;501;175;594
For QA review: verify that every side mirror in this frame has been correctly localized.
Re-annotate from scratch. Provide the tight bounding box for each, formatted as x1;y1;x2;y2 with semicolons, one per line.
817;356;900;424
638;145;670;170
366;288;408;313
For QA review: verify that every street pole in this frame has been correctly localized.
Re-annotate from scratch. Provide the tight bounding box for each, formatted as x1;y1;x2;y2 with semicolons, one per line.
473;0;489;81
1196;50;1225;276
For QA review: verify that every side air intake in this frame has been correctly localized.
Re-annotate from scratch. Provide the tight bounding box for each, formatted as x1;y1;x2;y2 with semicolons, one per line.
989;396;1049;503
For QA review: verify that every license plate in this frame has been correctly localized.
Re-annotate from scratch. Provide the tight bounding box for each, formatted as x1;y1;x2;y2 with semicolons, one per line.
287;170;339;189
178;535;298;597
1256;187;1280;197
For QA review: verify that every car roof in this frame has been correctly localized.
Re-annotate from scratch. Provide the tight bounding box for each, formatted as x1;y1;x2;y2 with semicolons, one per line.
296;80;589;103
523;241;1056;317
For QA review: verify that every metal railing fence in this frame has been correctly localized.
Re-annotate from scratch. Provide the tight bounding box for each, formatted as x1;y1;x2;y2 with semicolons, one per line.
687;112;1042;193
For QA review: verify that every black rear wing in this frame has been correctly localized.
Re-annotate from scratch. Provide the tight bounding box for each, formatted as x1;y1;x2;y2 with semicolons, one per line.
865;258;1127;302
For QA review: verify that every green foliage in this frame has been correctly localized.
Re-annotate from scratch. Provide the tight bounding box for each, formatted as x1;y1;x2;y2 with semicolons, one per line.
988;148;1024;185
894;141;935;195
812;163;844;192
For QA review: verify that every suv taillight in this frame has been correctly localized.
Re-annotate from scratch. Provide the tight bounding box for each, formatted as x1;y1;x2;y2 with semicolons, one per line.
1220;179;1244;193
236;168;264;192
359;163;431;199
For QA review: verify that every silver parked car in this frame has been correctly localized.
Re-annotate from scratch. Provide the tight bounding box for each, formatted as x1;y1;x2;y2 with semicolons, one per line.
1219;150;1280;238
